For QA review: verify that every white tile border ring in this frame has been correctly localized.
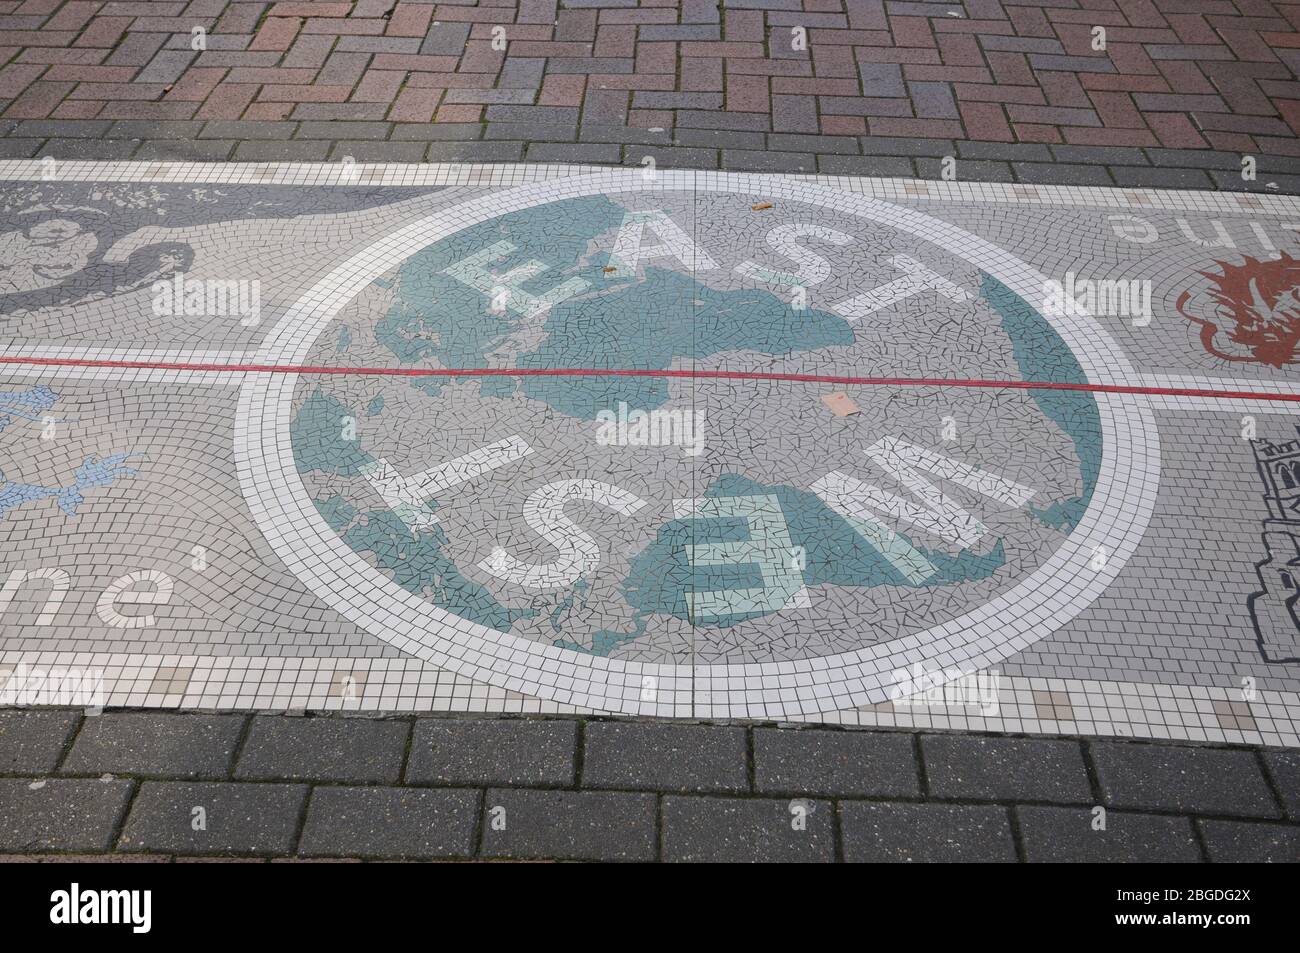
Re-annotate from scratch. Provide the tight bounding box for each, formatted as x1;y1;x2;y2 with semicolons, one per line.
232;168;1160;719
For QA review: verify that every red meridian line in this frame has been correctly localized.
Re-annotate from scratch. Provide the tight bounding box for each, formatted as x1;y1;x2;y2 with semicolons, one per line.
3;355;1300;403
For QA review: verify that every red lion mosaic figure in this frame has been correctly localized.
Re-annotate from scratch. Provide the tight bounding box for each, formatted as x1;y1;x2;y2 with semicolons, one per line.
1176;252;1300;367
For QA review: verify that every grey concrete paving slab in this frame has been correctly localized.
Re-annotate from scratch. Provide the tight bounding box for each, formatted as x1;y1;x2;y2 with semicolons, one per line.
61;712;246;779
1091;742;1281;819
753;726;919;797
1017;805;1204;863
582;722;749;792
117;780;307;856
479;788;658;861
0;777;133;852
920;735;1092;803
406;717;577;787
1262;751;1300;819
298;786;479;859
234;716;409;784
0;709;81;774
839;802;1018;863
661;795;837;862
1198;820;1300;863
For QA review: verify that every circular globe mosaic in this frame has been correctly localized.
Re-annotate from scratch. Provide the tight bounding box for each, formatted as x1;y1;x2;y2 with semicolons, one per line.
236;173;1157;717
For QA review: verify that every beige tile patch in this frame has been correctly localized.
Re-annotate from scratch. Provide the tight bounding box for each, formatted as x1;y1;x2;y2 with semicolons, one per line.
148;666;193;696
1213;699;1258;732
1032;689;1075;721
822;391;860;416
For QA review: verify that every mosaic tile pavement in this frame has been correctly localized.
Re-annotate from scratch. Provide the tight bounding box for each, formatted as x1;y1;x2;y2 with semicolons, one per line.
3;161;1300;750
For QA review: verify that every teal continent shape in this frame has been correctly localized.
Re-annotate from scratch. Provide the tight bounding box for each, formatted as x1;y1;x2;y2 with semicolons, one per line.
291;197;1102;654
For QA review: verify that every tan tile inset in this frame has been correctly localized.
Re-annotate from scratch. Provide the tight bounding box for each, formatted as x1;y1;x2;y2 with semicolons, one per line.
1213;699;1259;732
1123;191;1153;206
904;181;933;196
329;670;368;700
148;666;193;695
1032;689;1075;721
463;170;506;189
822;391;860;416
1236;194;1264;209
1012;186;1042;200
859;700;895;714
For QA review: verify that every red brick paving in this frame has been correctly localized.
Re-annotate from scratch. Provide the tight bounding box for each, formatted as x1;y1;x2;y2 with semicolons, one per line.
0;0;1296;189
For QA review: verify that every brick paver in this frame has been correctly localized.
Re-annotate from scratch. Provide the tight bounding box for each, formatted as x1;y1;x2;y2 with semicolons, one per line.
3;711;1297;861
0;0;1296;189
